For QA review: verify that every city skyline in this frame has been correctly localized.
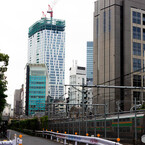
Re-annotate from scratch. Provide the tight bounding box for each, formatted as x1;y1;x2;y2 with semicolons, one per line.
0;0;95;107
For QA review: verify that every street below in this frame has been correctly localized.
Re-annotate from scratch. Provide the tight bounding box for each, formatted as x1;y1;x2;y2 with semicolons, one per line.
8;130;62;145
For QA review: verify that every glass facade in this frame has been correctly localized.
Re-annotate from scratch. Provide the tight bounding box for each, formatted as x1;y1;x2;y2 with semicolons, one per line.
133;58;141;72
132;11;141;24
133;75;141;87
29;75;46;115
132;8;145;105
28;18;65;99
133;42;141;56
86;41;93;85
133;26;141;40
25;64;48;116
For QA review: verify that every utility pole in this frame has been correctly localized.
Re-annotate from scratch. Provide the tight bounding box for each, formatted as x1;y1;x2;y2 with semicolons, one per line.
116;101;120;139
82;78;85;119
104;104;107;138
135;98;137;144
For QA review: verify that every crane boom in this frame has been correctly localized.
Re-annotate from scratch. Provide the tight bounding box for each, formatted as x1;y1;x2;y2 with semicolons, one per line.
47;5;53;18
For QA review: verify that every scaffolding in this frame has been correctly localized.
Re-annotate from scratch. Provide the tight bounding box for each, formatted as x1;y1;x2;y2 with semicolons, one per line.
28;18;65;38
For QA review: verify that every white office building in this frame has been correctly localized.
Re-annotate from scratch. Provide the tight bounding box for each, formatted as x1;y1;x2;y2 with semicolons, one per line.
28;17;65;99
68;61;86;107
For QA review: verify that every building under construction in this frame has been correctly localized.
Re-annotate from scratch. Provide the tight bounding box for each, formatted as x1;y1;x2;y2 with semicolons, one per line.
27;9;65;101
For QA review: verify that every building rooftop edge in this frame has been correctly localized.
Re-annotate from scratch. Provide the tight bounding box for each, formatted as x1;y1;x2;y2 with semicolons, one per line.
28;18;65;37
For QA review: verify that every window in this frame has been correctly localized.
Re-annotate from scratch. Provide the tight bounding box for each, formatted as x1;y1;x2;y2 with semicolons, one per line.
143;60;145;72
143;44;145;56
133;26;141;40
133;58;141;72
133;42;141;56
143;29;145;41
143;14;145;25
143;76;145;87
133;75;141;87
133;91;141;104
132;11;141;24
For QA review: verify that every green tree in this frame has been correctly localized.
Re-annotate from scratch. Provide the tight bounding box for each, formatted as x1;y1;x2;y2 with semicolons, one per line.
0;52;9;119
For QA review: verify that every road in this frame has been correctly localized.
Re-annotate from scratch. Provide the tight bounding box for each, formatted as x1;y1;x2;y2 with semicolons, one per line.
8;130;62;145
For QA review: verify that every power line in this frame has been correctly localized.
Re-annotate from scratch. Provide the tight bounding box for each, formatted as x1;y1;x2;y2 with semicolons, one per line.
98;67;145;85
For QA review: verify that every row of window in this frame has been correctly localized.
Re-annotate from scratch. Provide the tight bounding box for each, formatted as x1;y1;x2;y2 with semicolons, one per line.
30;96;45;98
29;91;45;94
30;82;46;84
103;10;111;33
29;86;45;89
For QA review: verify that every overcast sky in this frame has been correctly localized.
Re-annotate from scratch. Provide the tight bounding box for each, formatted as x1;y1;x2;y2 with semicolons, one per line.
0;0;95;107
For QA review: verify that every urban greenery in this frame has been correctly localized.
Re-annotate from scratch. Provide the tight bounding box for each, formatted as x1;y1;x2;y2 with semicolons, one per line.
10;116;48;134
0;52;9;121
40;116;48;130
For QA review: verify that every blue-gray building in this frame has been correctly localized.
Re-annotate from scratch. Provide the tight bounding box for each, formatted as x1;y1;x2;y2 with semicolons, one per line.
86;41;93;85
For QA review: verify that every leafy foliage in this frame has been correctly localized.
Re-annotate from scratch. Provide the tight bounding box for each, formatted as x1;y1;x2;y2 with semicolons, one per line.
10;116;48;132
0;52;9;115
10;117;40;134
40;116;48;129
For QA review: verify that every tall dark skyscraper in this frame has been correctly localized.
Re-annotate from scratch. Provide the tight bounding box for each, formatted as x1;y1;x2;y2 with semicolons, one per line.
93;0;145;113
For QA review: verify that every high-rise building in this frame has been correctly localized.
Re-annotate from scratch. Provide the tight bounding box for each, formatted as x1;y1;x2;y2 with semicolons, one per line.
68;61;86;108
25;64;48;116
28;17;65;99
86;41;93;85
93;0;145;113
13;85;24;117
86;41;93;112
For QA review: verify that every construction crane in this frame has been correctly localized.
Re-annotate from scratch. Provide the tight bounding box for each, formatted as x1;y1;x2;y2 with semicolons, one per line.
47;5;53;18
41;11;46;18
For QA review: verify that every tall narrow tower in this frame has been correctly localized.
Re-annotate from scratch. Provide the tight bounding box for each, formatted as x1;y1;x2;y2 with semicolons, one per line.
28;16;65;99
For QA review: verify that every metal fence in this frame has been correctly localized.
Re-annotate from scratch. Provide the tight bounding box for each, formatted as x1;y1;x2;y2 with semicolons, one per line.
46;101;145;144
35;130;122;145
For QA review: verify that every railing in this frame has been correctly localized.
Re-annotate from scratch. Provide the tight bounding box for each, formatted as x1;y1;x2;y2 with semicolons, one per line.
0;131;22;145
35;130;122;145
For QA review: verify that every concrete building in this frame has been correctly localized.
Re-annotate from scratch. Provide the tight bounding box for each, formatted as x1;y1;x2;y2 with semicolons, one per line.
13;85;24;117
25;64;48;116
28;17;65;99
68;61;86;109
93;0;145;113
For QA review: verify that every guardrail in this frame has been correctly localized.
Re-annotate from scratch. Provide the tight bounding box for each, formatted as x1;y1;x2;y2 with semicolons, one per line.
35;130;122;145
0;131;22;145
